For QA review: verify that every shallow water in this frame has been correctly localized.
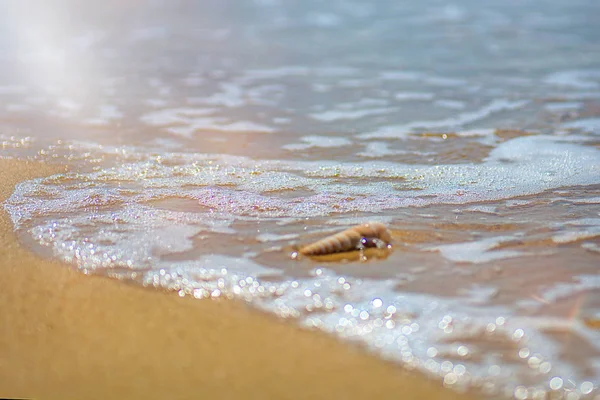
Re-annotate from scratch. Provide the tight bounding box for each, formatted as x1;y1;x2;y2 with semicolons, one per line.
2;0;600;398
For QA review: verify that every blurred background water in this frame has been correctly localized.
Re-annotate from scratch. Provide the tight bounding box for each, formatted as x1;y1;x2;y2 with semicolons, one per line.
1;0;600;398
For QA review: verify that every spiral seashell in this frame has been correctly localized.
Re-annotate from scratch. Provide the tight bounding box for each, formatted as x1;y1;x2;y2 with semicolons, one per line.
299;222;392;256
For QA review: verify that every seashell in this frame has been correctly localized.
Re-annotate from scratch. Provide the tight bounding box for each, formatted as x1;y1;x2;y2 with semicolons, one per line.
299;222;392;256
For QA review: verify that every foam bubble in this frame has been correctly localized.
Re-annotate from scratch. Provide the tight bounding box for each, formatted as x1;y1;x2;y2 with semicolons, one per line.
562;118;600;134
282;135;353;150
140;107;274;136
309;107;393;122
543;70;600;90
429;236;524;264
358;100;529;139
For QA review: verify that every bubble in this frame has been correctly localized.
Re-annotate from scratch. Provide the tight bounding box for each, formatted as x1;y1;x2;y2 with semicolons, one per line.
453;364;466;376
550;377;563;390
514;386;528;400
457;345;469;357
513;328;525;341
528;356;541;369
444;373;458;386
566;391;581;400
580;381;594;394
539;362;552;374
419;345;436;358
519;348;530;358
425;359;439;372
441;361;454;373
489;365;501;376
530;388;547;400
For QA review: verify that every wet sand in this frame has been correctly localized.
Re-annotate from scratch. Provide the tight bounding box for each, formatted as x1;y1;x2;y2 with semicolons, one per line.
0;159;477;400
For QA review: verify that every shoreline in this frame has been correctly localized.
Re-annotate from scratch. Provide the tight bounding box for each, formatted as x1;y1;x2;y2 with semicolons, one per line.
0;158;477;400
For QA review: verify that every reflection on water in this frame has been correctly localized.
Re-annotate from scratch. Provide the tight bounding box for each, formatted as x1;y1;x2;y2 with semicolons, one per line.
2;0;600;398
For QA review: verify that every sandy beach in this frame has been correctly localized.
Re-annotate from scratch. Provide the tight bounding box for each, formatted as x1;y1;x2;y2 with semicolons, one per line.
0;159;476;400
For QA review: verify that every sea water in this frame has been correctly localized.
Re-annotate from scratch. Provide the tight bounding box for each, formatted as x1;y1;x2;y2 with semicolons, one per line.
1;0;600;398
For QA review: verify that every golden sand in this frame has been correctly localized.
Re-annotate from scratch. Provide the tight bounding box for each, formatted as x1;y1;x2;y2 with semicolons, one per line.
0;159;478;400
